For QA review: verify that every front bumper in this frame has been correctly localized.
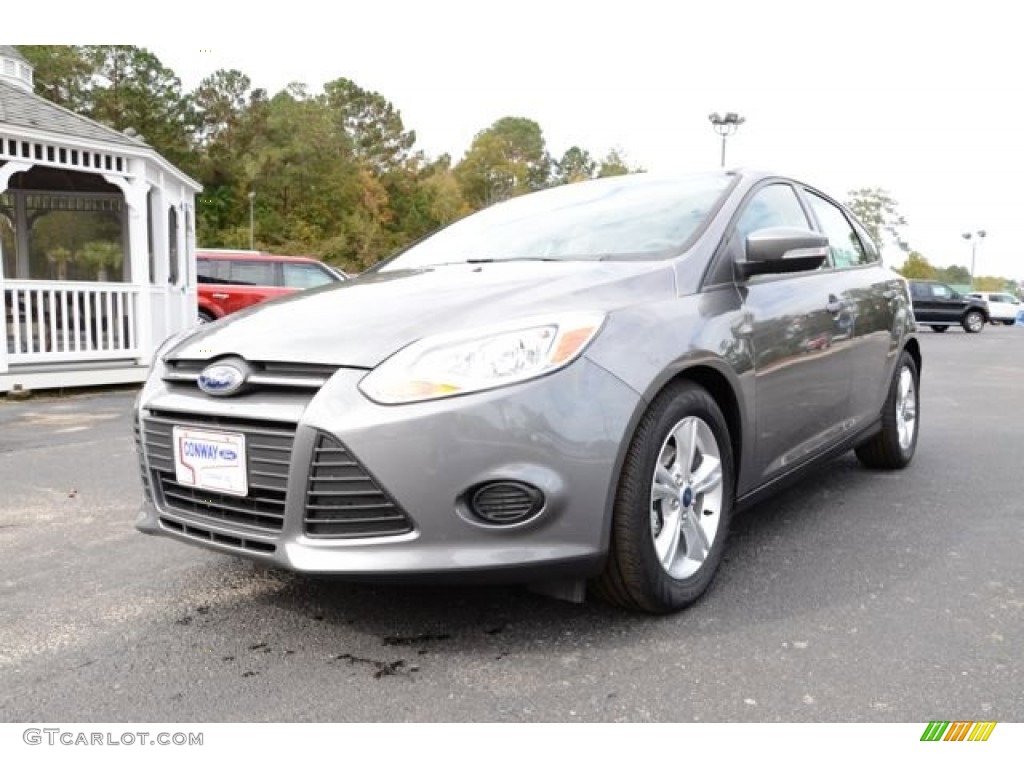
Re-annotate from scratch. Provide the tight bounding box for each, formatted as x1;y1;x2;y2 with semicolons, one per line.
135;357;642;582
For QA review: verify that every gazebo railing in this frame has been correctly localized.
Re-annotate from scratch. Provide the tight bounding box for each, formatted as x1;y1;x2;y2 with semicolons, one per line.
3;280;140;364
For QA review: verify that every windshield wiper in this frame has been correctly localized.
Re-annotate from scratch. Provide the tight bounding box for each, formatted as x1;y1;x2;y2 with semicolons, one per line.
465;255;604;263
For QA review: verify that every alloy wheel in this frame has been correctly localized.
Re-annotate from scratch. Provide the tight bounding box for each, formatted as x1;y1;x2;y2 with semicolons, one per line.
649;416;724;579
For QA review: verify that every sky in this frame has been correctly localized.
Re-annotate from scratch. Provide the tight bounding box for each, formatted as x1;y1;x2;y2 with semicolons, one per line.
17;0;1024;278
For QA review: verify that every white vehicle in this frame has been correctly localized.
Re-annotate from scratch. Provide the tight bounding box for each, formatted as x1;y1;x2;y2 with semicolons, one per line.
966;292;1024;325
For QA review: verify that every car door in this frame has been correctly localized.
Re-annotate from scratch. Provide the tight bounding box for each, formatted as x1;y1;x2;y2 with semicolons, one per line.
909;281;934;322
732;182;856;484
802;189;901;429
933;282;964;322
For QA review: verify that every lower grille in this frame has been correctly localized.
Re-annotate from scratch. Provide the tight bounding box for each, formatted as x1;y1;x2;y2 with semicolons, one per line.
159;517;276;554
141;412;294;534
304;433;414;538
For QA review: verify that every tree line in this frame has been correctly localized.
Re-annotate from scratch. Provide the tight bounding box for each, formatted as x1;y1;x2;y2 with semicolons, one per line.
17;47;1016;292
19;46;639;273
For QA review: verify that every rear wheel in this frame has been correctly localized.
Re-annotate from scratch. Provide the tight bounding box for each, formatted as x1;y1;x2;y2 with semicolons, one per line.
962;310;985;333
855;350;919;470
594;382;734;613
1003;320;1016;326
929;325;947;333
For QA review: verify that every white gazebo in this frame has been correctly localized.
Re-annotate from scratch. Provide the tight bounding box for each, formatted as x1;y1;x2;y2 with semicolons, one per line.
1;45;201;393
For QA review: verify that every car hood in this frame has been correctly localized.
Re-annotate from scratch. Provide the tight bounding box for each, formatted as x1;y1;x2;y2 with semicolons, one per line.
168;260;675;368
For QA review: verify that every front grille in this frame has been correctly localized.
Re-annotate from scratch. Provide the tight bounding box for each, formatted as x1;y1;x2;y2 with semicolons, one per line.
141;412;294;534
164;359;340;391
132;412;153;503
304;432;414;538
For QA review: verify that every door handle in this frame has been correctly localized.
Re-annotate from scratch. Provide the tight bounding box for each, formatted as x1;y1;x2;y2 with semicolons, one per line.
212;292;229;299
826;296;844;314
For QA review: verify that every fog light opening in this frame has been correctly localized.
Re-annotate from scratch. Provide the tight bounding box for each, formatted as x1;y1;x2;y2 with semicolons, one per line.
469;481;545;525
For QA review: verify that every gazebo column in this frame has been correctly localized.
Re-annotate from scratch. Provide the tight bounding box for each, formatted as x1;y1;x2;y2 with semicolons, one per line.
13;192;29;279
104;166;152;363
0;161;31;376
0;161;31;279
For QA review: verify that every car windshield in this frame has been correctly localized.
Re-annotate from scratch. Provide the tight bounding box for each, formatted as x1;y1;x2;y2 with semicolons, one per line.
380;173;734;270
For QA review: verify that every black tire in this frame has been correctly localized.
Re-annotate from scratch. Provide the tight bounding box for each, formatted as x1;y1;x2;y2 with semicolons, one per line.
593;381;735;614
197;309;216;324
1004;320;1016;326
962;310;985;333
930;325;947;333
855;350;920;470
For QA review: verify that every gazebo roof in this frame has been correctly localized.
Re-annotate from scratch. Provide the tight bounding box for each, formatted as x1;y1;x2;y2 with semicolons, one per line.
0;45;27;62
0;79;149;148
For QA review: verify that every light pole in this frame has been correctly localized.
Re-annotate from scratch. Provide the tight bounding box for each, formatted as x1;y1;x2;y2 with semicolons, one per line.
708;112;745;168
248;191;256;251
962;229;987;288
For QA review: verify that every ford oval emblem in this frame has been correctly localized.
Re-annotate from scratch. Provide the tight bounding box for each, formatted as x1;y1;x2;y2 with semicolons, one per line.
198;363;246;396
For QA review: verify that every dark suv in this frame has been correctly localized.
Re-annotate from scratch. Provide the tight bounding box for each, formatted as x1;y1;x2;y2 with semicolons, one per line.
908;280;989;333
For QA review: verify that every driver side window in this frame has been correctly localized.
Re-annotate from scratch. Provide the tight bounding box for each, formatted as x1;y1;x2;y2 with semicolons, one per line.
735;184;810;242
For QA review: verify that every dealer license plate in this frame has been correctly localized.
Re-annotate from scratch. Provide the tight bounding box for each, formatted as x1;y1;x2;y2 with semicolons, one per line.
172;427;248;497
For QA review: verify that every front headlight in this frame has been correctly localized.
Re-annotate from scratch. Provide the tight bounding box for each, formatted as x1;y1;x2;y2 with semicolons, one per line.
359;312;606;404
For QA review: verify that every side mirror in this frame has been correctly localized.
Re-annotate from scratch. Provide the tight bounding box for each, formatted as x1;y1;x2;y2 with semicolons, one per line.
737;227;829;278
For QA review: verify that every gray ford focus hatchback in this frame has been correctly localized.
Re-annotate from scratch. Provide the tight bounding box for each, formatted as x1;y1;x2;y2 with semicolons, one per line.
135;170;920;613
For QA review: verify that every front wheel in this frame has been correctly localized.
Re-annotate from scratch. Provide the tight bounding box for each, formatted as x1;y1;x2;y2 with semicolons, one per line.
855;350;920;470
594;381;734;613
930;325;948;333
962;311;985;333
197;309;216;324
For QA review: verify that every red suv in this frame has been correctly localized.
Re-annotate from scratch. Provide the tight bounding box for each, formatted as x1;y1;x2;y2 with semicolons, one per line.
196;250;346;323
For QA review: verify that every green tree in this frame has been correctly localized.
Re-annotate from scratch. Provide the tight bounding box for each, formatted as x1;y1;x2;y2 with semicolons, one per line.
192;69;252;147
973;275;1011;292
322;78;416;173
455;117;552;207
597;147;641;178
85;45;195;172
555;146;596;184
934;264;971;284
846;188;910;253
897;251;936;279
17;45;94;111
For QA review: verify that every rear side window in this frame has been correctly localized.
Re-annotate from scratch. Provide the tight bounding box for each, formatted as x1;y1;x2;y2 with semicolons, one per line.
229;260;276;286
197;258;229;283
283;263;335;288
910;282;929;298
851;220;880;263
805;192;867;268
931;283;955;299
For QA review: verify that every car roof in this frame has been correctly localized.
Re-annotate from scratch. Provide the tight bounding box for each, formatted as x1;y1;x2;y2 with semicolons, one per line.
196;250;320;264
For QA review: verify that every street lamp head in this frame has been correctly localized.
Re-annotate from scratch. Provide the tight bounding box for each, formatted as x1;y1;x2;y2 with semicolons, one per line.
248;191;256;201
709;112;745;128
962;232;973;241
977;229;987;239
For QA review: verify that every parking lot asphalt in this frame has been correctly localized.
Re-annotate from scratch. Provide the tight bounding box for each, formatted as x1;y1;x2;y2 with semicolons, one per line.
0;327;1021;722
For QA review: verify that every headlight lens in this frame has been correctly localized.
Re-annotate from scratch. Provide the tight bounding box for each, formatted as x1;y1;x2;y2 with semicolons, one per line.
359;312;606;404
